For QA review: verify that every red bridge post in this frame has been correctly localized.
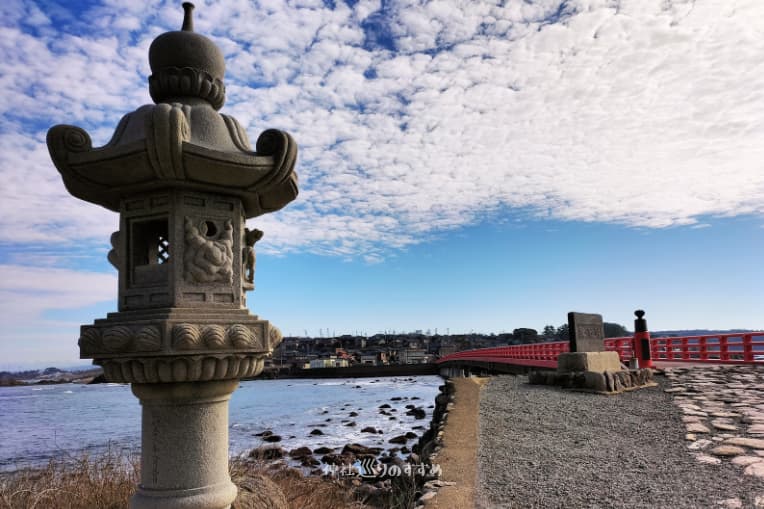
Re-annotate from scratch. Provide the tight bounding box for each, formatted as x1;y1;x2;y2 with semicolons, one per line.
633;309;654;368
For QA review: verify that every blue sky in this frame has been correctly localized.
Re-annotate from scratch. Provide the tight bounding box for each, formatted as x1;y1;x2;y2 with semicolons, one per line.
1;0;763;369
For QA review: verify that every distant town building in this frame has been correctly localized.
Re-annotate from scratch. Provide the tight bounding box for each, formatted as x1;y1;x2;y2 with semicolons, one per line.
360;354;377;365
308;357;349;369
400;348;427;364
439;344;457;357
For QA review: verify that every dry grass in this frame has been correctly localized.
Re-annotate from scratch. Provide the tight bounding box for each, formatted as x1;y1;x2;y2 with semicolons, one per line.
0;449;139;509
231;459;365;509
0;452;368;509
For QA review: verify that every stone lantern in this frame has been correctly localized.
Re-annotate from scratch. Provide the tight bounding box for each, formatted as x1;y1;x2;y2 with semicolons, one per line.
46;3;298;508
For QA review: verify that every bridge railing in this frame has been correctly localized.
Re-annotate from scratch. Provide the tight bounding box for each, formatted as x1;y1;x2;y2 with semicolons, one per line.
650;333;764;363
436;333;764;366
604;336;633;360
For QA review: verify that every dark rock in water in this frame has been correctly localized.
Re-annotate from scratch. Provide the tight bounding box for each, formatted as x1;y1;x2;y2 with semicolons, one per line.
389;416;396;420
342;443;382;456
401;446;410;454
379;410;390;415
378;430;384;434
428;405;435;408
391;397;402;401
249;446;284;460
379;404;391;409
321;453;355;465
345;421;356;427
405;404;416;409
309;429;324;436
325;418;332;422
349;411;359;417
289;446;313;458
361;426;378;433
413;426;425;430
411;396;420;400
321;410;329;414
255;430;273;437
389;435;408;444
313;446;334;454
405;431;417;439
355;385;362;388
263;434;282;443
406;407;426;419
301;456;320;467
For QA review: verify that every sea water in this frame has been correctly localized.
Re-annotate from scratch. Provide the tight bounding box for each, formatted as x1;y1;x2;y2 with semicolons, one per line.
0;375;442;471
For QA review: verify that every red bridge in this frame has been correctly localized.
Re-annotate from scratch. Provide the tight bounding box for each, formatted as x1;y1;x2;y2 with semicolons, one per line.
436;332;764;374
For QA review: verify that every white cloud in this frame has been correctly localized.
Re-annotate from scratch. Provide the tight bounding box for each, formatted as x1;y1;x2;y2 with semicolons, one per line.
1;0;764;259
0;264;117;365
0;264;116;319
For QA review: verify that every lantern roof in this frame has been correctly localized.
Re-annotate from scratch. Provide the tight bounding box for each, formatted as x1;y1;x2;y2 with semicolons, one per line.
47;3;298;219
149;2;226;110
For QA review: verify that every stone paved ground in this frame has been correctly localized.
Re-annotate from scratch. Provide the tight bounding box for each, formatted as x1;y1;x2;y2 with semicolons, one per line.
665;364;764;505
477;370;764;509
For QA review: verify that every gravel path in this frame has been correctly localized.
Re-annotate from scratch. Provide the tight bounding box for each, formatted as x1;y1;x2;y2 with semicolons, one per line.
477;374;764;509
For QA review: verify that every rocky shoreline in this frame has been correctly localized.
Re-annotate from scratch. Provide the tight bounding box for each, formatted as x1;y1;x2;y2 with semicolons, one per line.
237;377;454;507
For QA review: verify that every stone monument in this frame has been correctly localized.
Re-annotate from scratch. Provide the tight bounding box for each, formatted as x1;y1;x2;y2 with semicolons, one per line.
557;312;622;373
47;3;297;508
568;312;606;352
530;312;654;393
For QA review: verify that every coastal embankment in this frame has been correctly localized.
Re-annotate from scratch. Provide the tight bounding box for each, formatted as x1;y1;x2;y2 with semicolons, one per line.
423;377;487;509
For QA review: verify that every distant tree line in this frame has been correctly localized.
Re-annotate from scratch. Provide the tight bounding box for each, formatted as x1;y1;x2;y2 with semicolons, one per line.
515;322;630;344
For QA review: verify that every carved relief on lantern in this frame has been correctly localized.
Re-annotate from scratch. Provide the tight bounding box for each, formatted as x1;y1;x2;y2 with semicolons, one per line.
183;217;234;284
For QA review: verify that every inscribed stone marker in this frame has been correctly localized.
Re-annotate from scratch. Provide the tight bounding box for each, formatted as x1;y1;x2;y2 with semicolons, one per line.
568;312;605;352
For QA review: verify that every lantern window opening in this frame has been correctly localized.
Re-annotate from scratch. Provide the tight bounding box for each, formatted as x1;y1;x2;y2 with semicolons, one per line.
157;235;170;264
130;217;170;288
